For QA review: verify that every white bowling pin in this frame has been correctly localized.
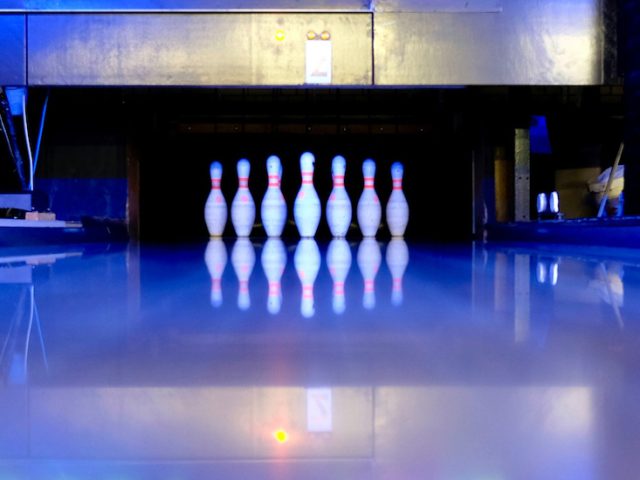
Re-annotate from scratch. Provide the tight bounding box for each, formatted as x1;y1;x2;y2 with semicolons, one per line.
261;238;287;314
549;191;560;214
536;193;548;215
294;239;321;318
326;155;352;237
385;238;409;306
357;159;381;237
204;239;227;307
204;161;227;237
293;152;321;238
357;238;381;310
327;238;352;314
261;155;287;237
231;238;255;310
231;159;256;237
386;162;409;237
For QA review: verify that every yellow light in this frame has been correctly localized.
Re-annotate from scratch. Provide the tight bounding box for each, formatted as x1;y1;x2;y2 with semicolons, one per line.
321;31;331;41
275;29;285;41
273;429;289;443
307;31;317;40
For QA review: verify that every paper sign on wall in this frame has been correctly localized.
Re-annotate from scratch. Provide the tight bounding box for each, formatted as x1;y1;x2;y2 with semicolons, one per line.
305;41;332;85
306;388;333;432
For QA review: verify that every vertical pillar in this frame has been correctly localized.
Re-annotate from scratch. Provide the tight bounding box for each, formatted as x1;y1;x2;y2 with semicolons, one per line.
494;146;511;222
515;128;531;222
624;0;640;214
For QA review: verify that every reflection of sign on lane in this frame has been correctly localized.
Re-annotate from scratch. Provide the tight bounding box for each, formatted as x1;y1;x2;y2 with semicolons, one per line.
307;388;333;432
305;41;332;85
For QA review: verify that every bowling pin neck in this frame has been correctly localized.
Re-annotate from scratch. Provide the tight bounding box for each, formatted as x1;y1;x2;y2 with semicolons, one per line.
211;178;221;189
363;176;375;190
268;174;281;188
333;174;345;188
392;178;402;190
238;176;249;188
237;159;251;183
302;171;314;185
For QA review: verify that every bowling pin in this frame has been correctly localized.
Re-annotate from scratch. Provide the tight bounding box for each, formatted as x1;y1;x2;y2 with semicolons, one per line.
385;238;408;306
357;238;381;310
204;161;227;237
327;238;352;314
386;162;409;237
294;239;321;318
231;159;256;237
231;238;255;310
294;152;321;238
357;159;381;237
326;155;352;237
204;239;227;308
549;191;560;214
261;155;287;237
536;193;548;217
261;238;287;314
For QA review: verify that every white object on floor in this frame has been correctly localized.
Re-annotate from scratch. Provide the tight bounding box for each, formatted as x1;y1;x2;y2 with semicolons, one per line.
357;159;381;237
204;161;227;237
326;155;352;237
261;155;287;237
294;152;321;238
231;159;255;237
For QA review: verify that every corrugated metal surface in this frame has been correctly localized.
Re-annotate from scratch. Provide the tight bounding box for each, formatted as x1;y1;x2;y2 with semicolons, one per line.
28;13;372;86
374;0;603;85
373;0;502;13
2;0;369;12
0;0;610;86
0;15;26;85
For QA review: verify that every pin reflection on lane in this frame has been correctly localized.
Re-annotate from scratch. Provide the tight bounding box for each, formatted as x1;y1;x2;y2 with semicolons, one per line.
217;238;409;316
386;238;409;306
294;239;321;318
204;239;227;308
536;255;560;286
231;238;255;311
326;238;352;314
357;238;381;310
261;238;286;314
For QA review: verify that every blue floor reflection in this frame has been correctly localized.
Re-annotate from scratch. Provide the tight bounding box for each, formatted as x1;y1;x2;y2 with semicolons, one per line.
1;240;640;479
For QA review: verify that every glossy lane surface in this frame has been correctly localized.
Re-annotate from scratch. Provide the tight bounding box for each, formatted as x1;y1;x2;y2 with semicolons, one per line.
1;241;639;479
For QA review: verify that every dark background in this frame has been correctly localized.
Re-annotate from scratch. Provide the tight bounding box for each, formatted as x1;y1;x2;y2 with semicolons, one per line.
0;86;624;242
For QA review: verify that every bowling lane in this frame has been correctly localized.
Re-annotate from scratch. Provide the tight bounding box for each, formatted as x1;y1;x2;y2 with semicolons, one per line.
1;240;640;479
